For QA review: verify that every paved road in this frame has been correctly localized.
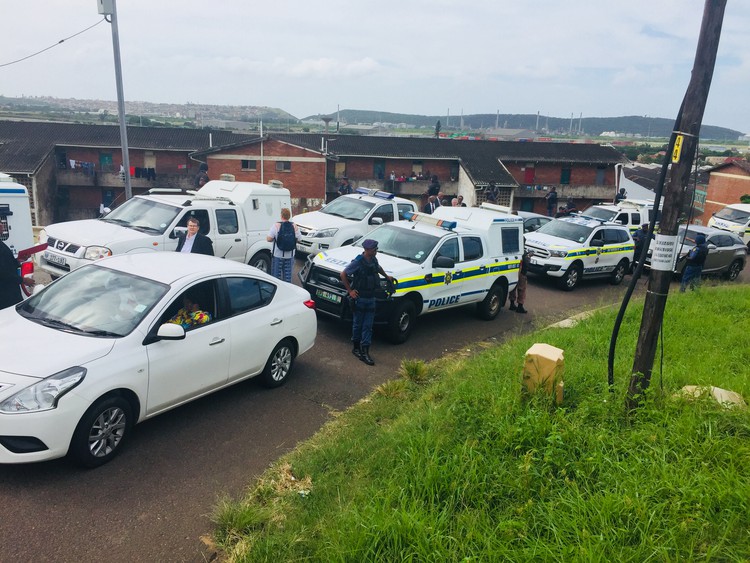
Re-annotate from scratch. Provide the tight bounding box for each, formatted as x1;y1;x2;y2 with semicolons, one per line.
2;264;746;562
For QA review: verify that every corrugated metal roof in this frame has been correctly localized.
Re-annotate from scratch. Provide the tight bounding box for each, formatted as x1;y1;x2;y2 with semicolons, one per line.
0;121;255;174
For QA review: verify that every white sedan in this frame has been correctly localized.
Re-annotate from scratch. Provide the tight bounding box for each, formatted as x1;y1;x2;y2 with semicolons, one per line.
0;253;316;467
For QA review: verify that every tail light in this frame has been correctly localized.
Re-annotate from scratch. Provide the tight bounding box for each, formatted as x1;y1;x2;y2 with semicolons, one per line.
303;299;316;309
20;260;34;297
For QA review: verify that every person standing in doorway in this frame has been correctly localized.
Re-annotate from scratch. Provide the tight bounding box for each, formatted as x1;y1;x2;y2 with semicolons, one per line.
194;163;209;189
0;222;34;309
340;239;391;366
545;187;558;217
176;217;214;256
267;208;299;283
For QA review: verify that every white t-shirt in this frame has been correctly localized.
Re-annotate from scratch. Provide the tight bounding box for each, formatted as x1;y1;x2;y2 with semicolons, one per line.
268;221;300;258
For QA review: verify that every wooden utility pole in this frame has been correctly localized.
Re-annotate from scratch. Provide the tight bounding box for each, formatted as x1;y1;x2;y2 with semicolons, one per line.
627;0;727;410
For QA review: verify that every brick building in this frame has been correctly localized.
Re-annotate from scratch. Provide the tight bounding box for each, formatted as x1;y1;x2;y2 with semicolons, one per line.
0;121;253;224
195;133;626;214
0;121;627;224
701;159;750;219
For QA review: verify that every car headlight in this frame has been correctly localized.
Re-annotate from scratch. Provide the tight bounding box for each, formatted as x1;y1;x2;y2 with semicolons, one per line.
0;367;86;413
84;245;112;260
312;228;338;238
549;249;569;258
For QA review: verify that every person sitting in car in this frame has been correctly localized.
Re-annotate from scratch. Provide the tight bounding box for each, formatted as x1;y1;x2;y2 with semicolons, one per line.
169;294;211;329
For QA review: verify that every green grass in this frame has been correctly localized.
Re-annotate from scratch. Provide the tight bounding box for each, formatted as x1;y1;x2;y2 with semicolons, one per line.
213;284;750;562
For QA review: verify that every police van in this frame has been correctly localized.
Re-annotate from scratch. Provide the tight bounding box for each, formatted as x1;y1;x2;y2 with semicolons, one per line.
524;214;634;291
707;203;750;249
0;172;44;298
293;188;418;255
299;205;524;343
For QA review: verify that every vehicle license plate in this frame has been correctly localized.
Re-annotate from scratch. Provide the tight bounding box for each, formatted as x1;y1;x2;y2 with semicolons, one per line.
316;289;341;304
44;251;67;266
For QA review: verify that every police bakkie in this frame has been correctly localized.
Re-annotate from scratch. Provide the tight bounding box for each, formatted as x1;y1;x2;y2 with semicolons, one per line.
523;214;634;291
293;188;418;255
299;205;524;343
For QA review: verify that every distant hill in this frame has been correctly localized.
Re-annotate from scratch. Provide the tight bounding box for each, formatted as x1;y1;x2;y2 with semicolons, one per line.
0;95;295;124
307;110;743;141
2;96;742;140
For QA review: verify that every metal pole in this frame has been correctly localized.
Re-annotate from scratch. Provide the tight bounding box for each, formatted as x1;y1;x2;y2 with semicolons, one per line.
108;0;132;199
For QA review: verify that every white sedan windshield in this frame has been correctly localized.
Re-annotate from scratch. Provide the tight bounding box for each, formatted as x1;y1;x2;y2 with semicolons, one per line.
18;265;168;337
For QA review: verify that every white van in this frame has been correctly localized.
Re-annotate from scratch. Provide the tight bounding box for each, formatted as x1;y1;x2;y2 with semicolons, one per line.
707;203;750;249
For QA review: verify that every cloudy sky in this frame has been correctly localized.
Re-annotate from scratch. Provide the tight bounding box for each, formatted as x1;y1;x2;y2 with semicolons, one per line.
2;1;748;133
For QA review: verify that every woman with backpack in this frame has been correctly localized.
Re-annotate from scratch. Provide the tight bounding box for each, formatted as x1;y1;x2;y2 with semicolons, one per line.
266;208;300;283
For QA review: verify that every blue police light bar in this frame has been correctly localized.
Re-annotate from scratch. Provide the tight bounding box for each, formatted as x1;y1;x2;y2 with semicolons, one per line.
354;187;395;199
403;211;457;230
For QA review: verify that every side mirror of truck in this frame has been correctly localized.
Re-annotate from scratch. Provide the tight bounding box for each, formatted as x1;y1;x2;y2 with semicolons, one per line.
171;226;187;239
433;255;455;269
369;217;383;226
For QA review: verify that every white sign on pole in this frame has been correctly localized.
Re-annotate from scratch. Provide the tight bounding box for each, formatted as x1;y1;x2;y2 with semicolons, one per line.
650;234;679;271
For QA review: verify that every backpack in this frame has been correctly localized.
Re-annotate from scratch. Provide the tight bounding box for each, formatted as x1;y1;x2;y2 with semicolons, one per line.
275;221;296;252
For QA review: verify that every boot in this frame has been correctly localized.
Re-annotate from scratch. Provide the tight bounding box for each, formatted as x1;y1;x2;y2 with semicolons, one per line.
509;300;517;311
516;304;527;314
352;342;362;359
359;345;375;366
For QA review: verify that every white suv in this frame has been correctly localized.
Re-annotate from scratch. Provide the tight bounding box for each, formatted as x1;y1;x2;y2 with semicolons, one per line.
524;215;634;290
293;189;417;255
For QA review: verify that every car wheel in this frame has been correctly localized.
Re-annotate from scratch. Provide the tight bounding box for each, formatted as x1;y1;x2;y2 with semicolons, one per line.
387;299;416;344
261;339;296;388
69;396;132;468
725;259;743;281
557;263;582;291
610;259;629;285
249;252;271;273
476;282;505;320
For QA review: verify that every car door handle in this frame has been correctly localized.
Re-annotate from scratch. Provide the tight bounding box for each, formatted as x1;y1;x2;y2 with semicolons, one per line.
209;337;225;346
234;238;242;242
270;318;283;326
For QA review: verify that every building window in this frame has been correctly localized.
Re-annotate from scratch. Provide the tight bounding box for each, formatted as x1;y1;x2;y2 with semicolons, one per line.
241;160;257;171
560;167;571;185
275;161;291;172
595;166;606;185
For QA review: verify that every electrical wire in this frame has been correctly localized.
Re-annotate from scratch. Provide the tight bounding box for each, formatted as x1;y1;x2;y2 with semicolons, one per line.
0;18;106;68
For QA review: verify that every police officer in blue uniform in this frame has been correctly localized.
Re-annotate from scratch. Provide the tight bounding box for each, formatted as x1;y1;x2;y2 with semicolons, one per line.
340;239;392;366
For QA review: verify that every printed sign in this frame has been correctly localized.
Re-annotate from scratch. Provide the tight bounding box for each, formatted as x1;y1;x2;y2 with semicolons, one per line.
650;234;679;271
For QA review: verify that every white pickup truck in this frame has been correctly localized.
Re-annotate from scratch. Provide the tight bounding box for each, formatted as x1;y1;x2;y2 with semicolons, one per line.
293;188;418;255
39;179;291;278
299;205;524;343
